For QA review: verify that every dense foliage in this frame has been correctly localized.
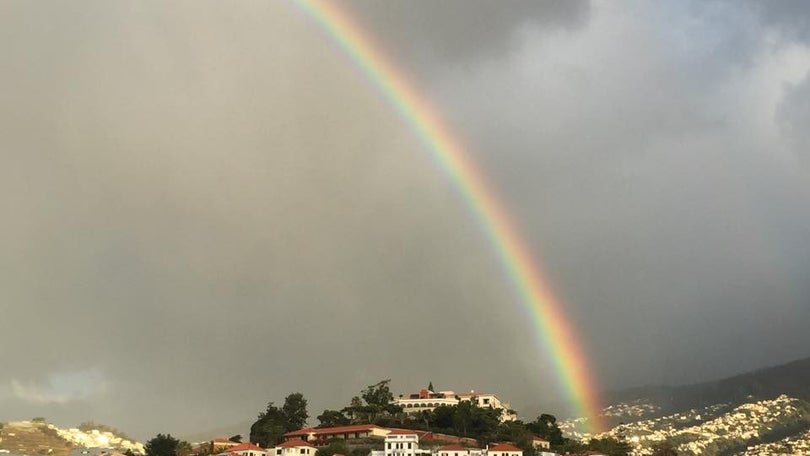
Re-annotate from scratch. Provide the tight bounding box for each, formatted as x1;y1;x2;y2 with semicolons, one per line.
145;434;182;456
250;393;309;447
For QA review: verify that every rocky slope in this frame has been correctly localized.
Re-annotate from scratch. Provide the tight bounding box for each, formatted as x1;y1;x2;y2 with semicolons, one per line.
0;421;143;456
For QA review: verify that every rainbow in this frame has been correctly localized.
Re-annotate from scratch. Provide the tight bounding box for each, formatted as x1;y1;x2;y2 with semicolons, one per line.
293;0;605;434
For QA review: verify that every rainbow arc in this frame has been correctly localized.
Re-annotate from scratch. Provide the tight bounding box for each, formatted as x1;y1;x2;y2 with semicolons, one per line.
294;0;604;433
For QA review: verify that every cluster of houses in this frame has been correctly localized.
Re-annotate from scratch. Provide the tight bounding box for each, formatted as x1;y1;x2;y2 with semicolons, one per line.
197;389;578;456
202;424;553;456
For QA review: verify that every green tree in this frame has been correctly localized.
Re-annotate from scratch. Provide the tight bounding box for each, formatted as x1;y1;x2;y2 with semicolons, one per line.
526;414;565;446
317;410;350;428
586;437;631;456
342;380;402;424
651;441;678;456
283;393;309;431
175;441;193;456
250;403;288;447
251;393;309;447
315;440;348;456
431;405;455;429
428;381;434;392
145;434;181;456
342;396;364;424
228;435;242;443
361;379;402;422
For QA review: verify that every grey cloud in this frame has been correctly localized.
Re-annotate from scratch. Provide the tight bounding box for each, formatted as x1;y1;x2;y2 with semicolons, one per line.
2;0;810;441
335;0;589;68
777;71;810;158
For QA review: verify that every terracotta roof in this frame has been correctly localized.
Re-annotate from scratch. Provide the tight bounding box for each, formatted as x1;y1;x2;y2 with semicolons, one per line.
386;430;418;435
439;445;468;451
226;444;265;452
284;425;383;437
277;439;316;448
488;444;521;452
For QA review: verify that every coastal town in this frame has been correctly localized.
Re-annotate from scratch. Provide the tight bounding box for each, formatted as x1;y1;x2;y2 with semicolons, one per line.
2;386;810;456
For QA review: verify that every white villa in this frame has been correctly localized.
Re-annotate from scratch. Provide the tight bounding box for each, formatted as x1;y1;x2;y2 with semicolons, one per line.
485;444;522;456
270;440;316;456
220;443;267;456
370;430;431;456
394;389;517;422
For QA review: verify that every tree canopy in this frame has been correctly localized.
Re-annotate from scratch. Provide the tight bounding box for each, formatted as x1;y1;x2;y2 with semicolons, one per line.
317;410;350;428
145;434;181;456
250;393;309;447
341;380;402;424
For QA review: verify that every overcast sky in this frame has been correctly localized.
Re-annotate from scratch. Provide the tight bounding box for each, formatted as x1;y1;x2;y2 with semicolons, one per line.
2;0;810;441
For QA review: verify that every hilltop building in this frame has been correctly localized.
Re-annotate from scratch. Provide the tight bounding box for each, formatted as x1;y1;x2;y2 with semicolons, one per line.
394;389;517;422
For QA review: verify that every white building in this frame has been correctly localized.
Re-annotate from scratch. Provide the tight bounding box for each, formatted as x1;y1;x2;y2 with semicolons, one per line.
222;443;266;456
529;437;550;450
271;439;316;456
384;430;422;456
436;444;484;456
485;444;522;456
395;390;517;422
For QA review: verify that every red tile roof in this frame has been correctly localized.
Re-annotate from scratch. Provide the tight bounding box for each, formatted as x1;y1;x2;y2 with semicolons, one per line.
386;430;418;435
227;444;265;453
277;439;316;448
488;444;521;452
284;425;383;437
214;439;240;445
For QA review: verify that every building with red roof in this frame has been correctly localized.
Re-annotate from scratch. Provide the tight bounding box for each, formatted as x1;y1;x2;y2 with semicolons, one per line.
486;444;522;456
270;439;315;456
283;425;389;444
221;443;266;456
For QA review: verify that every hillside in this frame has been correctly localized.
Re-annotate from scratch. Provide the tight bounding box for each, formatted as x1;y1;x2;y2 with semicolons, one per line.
593;395;810;456
0;421;144;456
0;421;74;456
603;356;810;421
556;356;810;455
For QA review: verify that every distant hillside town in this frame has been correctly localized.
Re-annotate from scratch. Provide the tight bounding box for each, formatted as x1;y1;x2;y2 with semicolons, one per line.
5;366;810;456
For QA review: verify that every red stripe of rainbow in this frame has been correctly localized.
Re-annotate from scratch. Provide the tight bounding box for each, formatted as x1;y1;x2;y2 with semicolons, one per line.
293;0;605;434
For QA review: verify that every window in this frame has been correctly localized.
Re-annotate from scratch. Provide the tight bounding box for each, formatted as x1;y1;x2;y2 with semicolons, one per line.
300;450;305;454
407;443;411;449
388;443;392;449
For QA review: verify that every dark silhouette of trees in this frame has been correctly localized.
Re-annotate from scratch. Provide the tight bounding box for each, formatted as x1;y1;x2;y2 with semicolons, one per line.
145;434;181;456
251;393;309;447
317;410;350;428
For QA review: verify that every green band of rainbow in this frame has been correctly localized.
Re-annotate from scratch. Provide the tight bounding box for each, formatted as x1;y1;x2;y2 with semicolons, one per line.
294;0;604;433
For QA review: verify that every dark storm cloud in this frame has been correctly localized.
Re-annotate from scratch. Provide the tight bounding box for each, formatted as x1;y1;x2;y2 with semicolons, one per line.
417;1;810;395
335;0;589;68
2;0;810;441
